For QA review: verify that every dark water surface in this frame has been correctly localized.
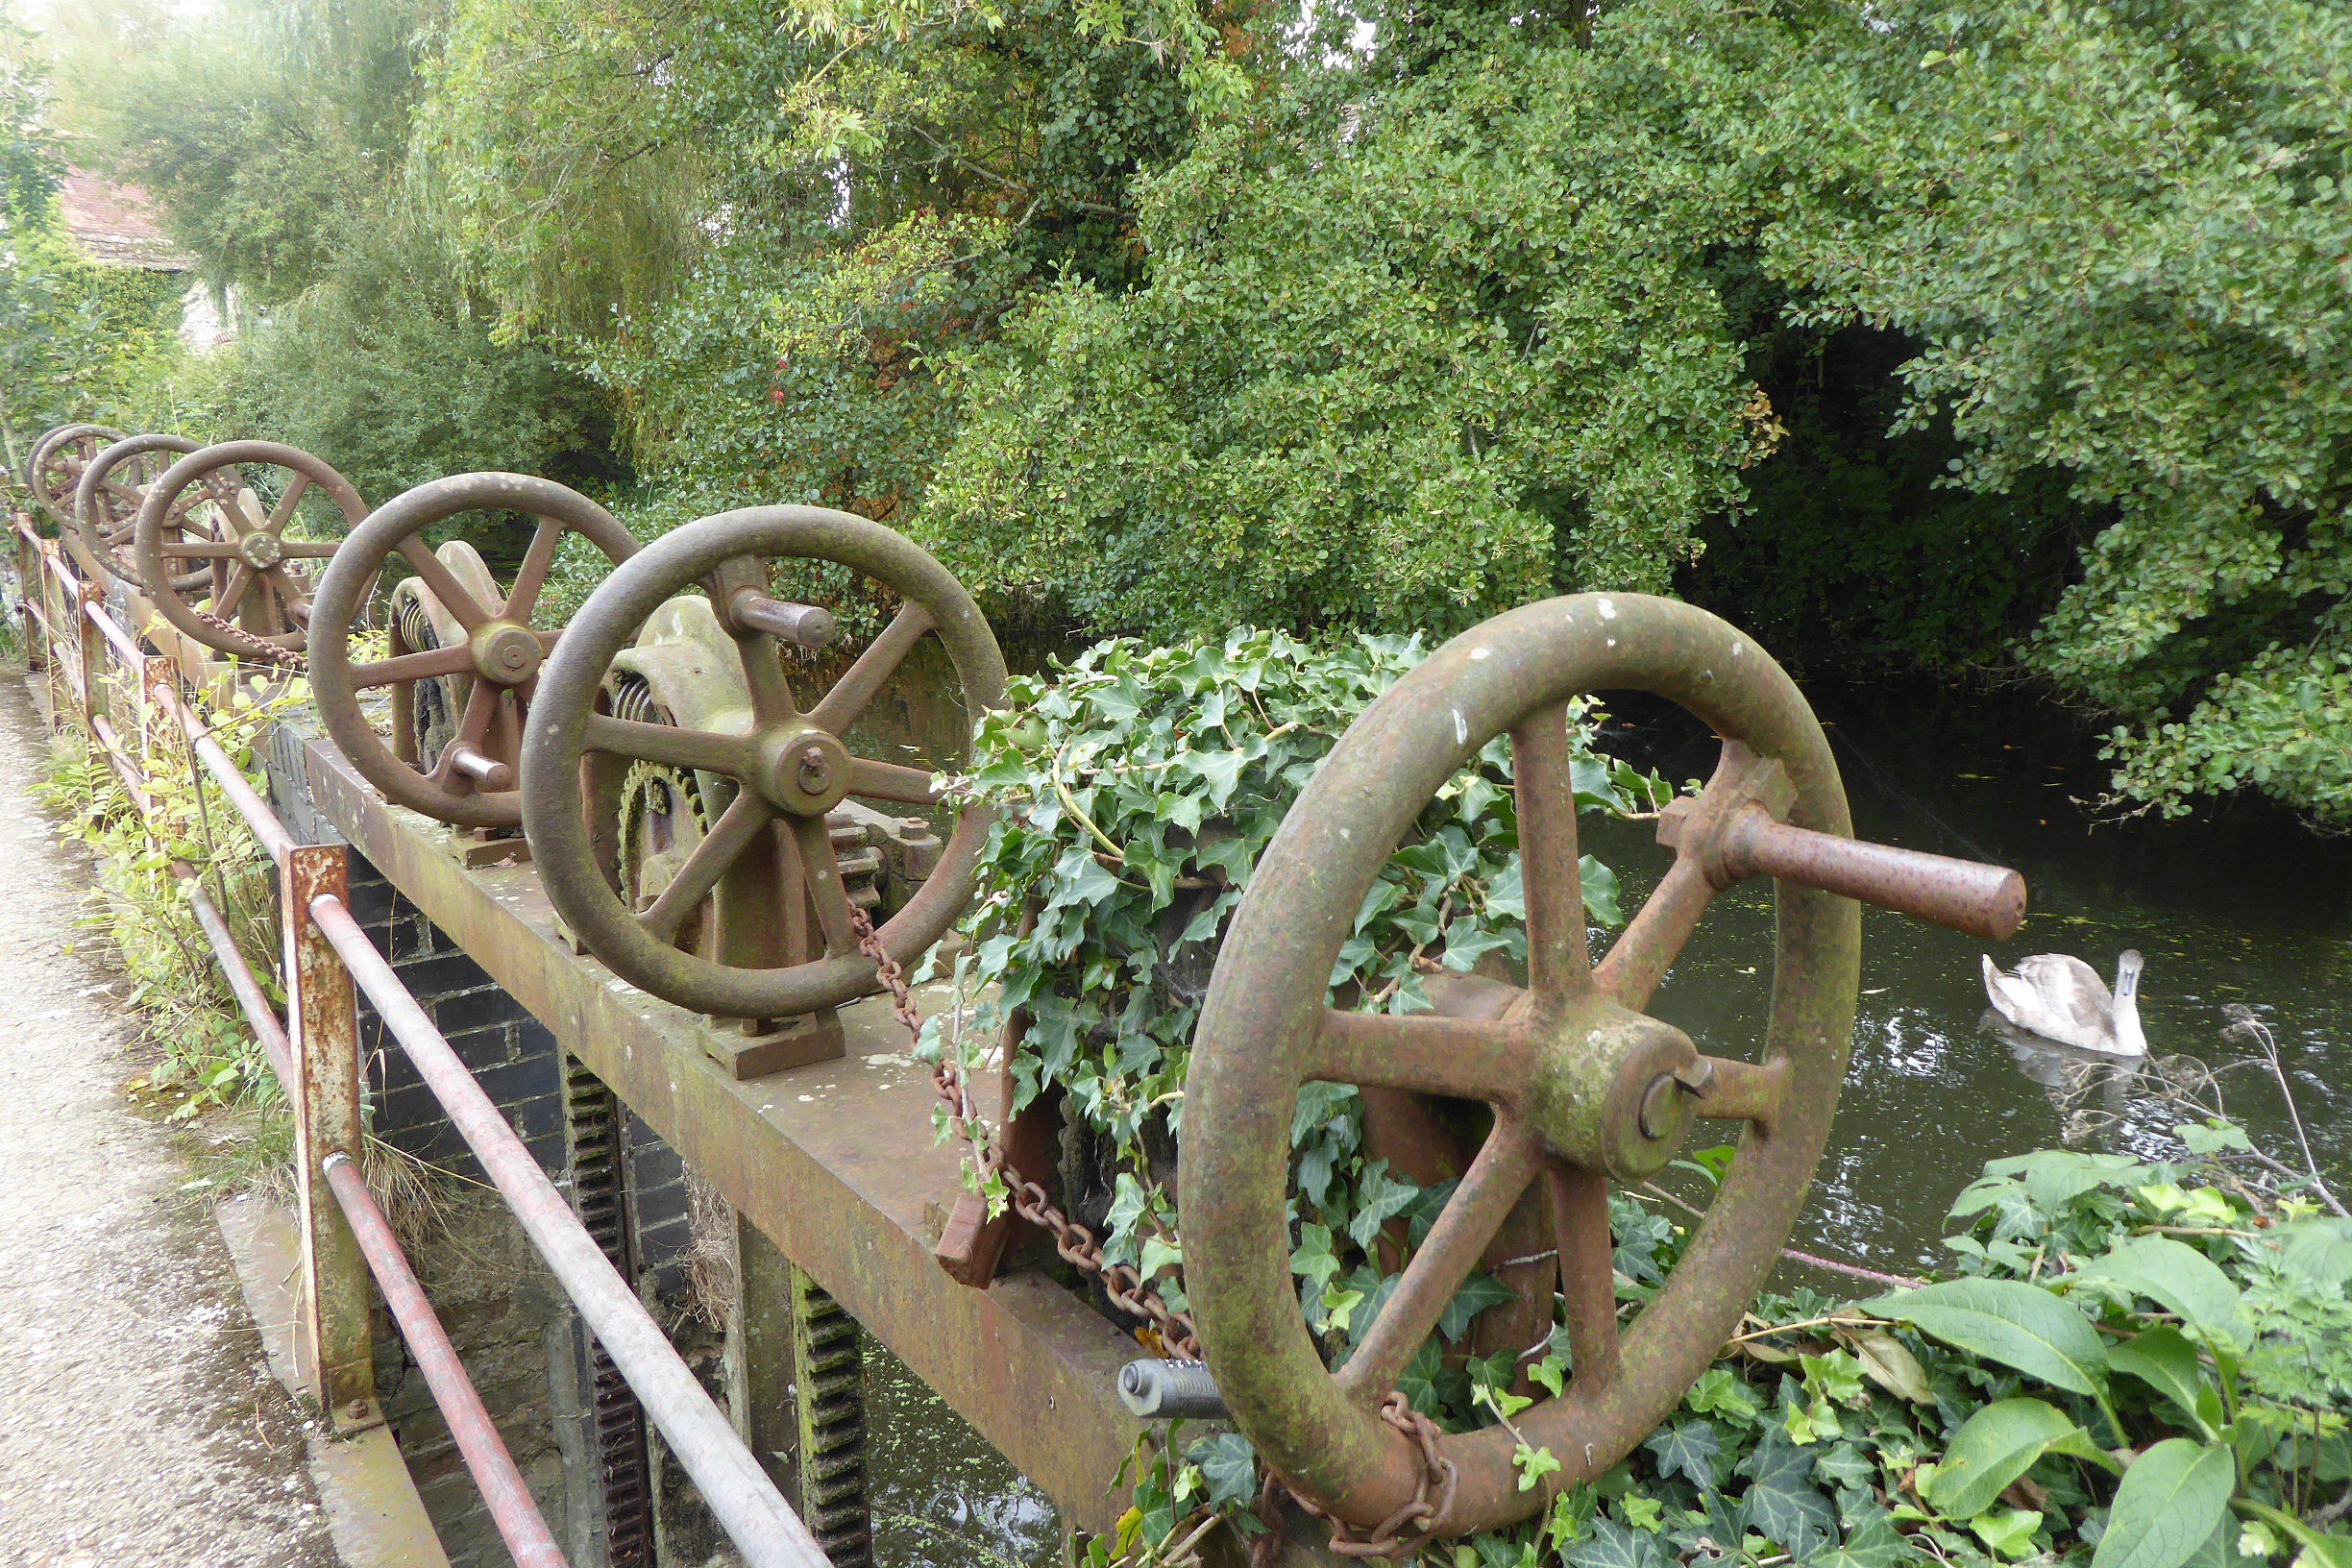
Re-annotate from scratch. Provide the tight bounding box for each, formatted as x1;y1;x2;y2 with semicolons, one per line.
857;674;2352;1564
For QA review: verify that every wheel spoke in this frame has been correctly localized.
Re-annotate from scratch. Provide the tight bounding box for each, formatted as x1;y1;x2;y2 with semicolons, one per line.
733;631;801;724
1337;1126;1545;1402
396;536;493;632
1306;1009;1532;1103
810;602;934;733
214;566;254;621
266;472;310;532
162;541;238;558
1593;855;1715;1010
786;814;860;957
1511;704;1591;1003
281;541;339;559
352;644;475;690
581;714;752;777
639;793;774;943
1547;1165;1620;1391
501;517;564;622
431;681;498;778
845;757;940;805
1690;1055;1789;1134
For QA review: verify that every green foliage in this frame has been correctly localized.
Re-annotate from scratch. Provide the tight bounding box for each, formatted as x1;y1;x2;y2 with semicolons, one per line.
929;627;1658;1299
36;676;299;1124
920;0;1788;639
1756;0;2352;824
197;224;613;507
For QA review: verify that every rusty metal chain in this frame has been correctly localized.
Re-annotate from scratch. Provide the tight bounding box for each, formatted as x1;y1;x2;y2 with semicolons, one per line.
846;901;1203;1360
192;602;307;670
1288;1394;1459;1558
849;906;1460;1559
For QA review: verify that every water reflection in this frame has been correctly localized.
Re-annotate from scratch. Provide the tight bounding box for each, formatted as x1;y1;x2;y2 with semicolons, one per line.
862;1330;1063;1568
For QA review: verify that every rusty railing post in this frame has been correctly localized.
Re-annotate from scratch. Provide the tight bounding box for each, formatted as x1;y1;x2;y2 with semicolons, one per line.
76;578;106;749
14;525;41;671
283;841;380;1430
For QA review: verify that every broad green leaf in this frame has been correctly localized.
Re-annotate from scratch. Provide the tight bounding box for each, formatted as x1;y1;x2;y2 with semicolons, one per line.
1849;1330;1934;1405
1437;1273;1517;1342
1972;1508;2045;1560
1925;1399;2079;1520
2074;1237;2245;1345
2108;1327;2215;1435
2091;1440;2237;1568
2275;1218;2352;1288
1864;1279;2109;1397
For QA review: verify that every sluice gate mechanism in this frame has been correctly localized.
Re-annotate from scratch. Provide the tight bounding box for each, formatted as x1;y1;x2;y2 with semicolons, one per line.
13;424;2031;1565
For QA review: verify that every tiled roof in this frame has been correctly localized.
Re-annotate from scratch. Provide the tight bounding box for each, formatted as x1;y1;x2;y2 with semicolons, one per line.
57;171;196;270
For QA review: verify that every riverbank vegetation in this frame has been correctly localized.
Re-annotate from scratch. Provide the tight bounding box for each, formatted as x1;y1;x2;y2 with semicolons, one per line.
0;0;2344;826
948;630;2351;1568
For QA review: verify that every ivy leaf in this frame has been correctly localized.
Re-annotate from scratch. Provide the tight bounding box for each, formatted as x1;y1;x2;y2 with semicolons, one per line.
1564;1515;1673;1568
1579;854;1623;925
1686;1367;1765;1428
1345;1161;1419;1249
1643;1421;1723;1489
1176;747;1246;810
1438;1273;1518;1341
1863;1279;2110;1398
1186;1433;1257;1509
1814;1504;1919;1568
1813;1443;1877;1494
1289;1222;1341;1291
1738;1424;1834;1559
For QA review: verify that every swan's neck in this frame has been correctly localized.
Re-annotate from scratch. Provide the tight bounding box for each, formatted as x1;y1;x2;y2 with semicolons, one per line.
2111;988;2146;1055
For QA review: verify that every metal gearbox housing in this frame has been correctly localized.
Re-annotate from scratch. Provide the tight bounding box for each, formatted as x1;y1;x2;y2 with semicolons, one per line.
1181;592;2027;1539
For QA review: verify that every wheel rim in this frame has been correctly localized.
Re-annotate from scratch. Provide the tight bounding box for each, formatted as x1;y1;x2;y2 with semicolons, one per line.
522;505;1008;1019
308;472;640;830
1182;593;1860;1538
133;440;366;656
31;425;124;531
75;432;202;591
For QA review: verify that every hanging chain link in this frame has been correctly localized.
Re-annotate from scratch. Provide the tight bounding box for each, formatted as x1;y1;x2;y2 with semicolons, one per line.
191;602;308;670
847;900;1203;1359
846;903;1461;1558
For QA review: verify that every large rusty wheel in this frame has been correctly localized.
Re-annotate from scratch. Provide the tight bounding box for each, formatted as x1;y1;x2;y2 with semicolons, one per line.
26;424;125;530
74;432;210;592
1183;594;2026;1542
134;441;366;656
521;506;1006;1020
308;473;641;831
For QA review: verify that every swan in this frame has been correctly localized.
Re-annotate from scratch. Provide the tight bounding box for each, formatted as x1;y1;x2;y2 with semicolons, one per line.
1980;950;2147;1057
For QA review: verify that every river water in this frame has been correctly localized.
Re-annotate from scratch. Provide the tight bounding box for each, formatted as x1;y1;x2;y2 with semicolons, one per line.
859;673;2352;1564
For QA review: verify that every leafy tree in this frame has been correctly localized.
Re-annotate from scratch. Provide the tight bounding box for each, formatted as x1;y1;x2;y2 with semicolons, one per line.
1756;0;2352;823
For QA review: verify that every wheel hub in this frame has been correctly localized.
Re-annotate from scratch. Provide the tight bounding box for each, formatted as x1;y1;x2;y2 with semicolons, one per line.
1523;995;1703;1179
239;532;283;570
749;724;851;817
472;620;544;685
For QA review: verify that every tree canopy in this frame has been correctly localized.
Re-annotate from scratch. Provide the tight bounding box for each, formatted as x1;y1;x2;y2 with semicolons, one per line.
9;0;2346;824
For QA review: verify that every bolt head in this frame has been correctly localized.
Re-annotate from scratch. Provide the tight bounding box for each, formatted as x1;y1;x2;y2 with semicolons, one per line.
469;621;543;686
750;724;850;817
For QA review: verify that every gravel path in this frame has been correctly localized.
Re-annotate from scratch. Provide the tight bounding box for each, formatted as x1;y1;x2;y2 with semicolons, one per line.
0;670;338;1568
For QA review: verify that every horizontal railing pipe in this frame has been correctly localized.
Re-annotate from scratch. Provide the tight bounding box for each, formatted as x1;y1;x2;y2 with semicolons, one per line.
307;894;829;1568
176;863;293;1085
156;686;298;863
84;598;147;672
320;1154;568;1568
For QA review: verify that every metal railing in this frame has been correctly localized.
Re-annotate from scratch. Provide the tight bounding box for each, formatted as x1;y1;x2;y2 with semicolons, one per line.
12;516;825;1568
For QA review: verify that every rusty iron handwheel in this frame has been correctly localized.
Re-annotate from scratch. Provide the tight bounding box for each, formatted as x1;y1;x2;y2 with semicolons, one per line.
133;440;367;656
522;506;1007;1020
27;424;125;530
74;432;210;592
308;473;641;831
1183;594;1869;1540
